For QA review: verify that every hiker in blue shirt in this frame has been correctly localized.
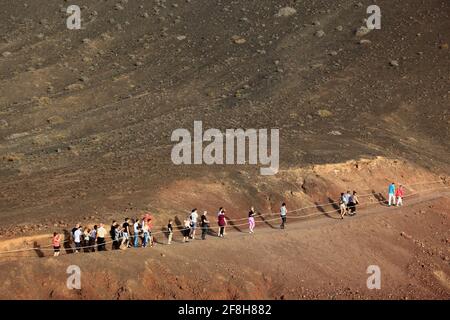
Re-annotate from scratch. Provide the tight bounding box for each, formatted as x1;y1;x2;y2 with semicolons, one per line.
388;182;396;206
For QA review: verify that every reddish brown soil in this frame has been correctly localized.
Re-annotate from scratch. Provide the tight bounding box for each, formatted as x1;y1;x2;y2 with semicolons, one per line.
0;0;449;300
0;188;449;300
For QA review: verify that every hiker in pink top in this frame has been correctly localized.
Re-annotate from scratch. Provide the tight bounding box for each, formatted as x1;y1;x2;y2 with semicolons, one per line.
248;207;256;234
52;232;61;257
395;184;404;206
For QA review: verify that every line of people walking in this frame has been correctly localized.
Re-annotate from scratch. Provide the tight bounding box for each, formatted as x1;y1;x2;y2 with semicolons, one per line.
51;184;404;256
51;203;289;256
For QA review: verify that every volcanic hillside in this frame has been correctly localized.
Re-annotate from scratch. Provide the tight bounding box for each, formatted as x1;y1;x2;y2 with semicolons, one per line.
0;0;449;229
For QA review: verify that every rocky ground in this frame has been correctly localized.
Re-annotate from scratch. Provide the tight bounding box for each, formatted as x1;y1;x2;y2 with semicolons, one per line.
0;187;449;299
0;0;449;299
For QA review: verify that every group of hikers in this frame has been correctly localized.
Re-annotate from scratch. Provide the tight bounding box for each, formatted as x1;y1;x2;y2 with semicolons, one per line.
338;183;404;219
50;204;288;256
339;191;359;219
388;182;405;207
50;184;404;256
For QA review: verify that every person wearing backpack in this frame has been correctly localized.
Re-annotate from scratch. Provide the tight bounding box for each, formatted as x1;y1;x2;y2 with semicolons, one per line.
348;191;359;216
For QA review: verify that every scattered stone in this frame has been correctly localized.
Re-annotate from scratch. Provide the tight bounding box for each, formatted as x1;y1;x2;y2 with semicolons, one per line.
315;30;325;38
47;116;65;125
231;35;246;44
328;50;338;56
335;26;343;31
389;60;399;67
176;35;187;41
6;132;29;140
3;153;22;162
317;109;333;118
65;83;84;91
0;119;8;128
2;51;11;58
400;232;412;239
114;3;124;10
359;39;372;45
328;130;342;136
312;20;321;26
275;7;297;18
439;43;448;50
355;26;371;37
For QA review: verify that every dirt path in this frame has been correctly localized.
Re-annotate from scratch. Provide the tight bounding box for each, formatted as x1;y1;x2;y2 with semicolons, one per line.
0;188;448;299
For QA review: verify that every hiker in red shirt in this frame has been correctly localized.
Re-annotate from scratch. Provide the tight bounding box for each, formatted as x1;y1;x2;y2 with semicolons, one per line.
395;185;404;206
218;209;227;238
52;232;61;257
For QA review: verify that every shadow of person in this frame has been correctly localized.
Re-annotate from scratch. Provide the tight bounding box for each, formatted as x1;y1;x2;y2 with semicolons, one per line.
372;190;386;205
257;212;278;229
174;216;184;235
160;226;168;241
226;215;243;233
207;225;217;236
315;201;340;219
62;229;74;254
328;197;340;211
33;241;44;258
150;228;168;245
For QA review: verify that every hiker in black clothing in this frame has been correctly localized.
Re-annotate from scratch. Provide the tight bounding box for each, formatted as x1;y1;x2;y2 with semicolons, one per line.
110;221;119;250
167;220;173;245
201;211;210;240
